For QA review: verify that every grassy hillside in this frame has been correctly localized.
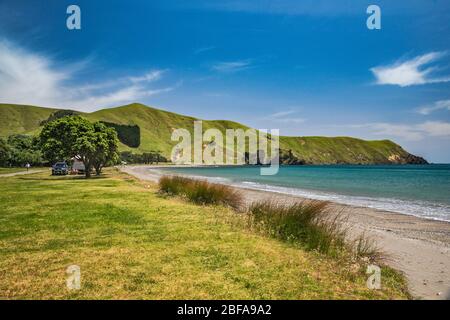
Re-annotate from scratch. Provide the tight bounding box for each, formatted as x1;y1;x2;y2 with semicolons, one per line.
0;169;409;299
280;136;415;164
0;103;426;164
0;104;56;136
85;104;251;155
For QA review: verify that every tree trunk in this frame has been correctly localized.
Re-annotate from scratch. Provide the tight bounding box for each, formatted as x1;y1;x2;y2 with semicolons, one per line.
95;164;102;175
85;162;92;178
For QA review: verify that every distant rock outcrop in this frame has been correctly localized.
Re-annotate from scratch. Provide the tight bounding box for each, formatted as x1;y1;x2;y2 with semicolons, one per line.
402;153;429;165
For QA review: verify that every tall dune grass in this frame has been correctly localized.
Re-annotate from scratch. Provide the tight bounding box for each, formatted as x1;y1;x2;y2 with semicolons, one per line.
159;175;243;209
248;200;381;260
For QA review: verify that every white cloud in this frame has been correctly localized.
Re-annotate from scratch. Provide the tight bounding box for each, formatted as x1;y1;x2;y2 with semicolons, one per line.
194;46;216;55
417;121;450;137
275;118;306;124
370;52;450;87
0;40;174;111
211;60;252;73
263;109;306;124
363;123;424;141
0;40;67;107
417;99;450;115
63;86;175;111
269;110;297;118
351;121;450;141
128;70;165;83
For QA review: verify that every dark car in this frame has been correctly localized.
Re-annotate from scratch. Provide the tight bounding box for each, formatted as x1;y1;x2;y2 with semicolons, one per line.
52;162;69;175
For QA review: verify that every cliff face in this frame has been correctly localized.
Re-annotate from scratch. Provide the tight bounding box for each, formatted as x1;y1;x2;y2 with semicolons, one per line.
0;103;428;165
279;136;428;165
277;148;428;165
398;153;428;165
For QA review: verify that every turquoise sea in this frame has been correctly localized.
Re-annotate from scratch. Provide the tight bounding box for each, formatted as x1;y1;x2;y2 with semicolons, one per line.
156;165;450;222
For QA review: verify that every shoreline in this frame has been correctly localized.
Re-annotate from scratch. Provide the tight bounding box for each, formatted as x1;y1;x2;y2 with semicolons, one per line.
150;164;450;223
120;165;450;300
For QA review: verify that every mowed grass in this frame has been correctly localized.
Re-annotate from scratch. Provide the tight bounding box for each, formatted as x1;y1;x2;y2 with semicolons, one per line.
0;169;409;299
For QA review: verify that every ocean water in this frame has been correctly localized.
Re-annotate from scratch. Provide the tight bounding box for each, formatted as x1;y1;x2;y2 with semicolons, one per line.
156;165;450;222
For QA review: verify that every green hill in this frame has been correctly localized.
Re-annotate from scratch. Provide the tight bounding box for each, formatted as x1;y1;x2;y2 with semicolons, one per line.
0;104;56;136
0;103;427;164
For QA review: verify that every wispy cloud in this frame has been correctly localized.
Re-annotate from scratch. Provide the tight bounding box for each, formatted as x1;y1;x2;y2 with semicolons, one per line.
360;123;424;141
263;109;306;124
194;46;216;55
211;59;252;73
417;99;450;115
128;70;165;83
0;40;175;111
370;52;450;87
417;121;450;137
350;121;450;141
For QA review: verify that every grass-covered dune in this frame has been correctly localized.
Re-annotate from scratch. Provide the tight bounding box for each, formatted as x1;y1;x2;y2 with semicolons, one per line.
0;170;409;299
0;103;426;164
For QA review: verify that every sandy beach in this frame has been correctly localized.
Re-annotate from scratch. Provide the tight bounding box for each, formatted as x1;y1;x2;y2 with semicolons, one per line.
120;165;450;300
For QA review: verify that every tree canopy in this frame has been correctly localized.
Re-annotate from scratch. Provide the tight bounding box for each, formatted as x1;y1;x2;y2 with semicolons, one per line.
0;135;43;167
39;116;119;177
0;138;10;167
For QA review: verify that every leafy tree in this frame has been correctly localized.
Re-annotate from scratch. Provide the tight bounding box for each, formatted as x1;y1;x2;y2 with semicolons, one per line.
119;151;167;164
119;151;133;164
40;109;81;126
8;134;32;150
0;138;11;166
142;152;153;164
39;116;119;178
91;122;119;175
5;134;43;166
39;116;91;165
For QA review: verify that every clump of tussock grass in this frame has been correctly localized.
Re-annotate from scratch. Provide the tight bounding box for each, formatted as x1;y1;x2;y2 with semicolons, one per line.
158;175;243;210
248;200;383;261
159;176;192;195
353;233;385;263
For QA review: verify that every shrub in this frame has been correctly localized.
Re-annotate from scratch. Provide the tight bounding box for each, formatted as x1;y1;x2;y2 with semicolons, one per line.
158;176;243;210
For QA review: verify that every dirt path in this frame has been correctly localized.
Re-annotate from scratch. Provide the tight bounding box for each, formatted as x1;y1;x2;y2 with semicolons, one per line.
0;169;47;178
121;165;450;300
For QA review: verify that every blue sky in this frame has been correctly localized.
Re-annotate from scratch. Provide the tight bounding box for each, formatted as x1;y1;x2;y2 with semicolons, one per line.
0;0;450;162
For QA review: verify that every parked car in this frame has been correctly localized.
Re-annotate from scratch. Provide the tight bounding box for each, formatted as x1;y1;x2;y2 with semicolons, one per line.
52;162;69;175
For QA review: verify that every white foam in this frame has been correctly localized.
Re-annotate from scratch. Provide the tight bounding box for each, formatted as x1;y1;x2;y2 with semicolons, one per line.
236;181;450;222
152;168;450;222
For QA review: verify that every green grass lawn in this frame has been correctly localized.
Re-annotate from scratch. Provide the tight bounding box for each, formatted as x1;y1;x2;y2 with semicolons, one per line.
0;169;409;299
